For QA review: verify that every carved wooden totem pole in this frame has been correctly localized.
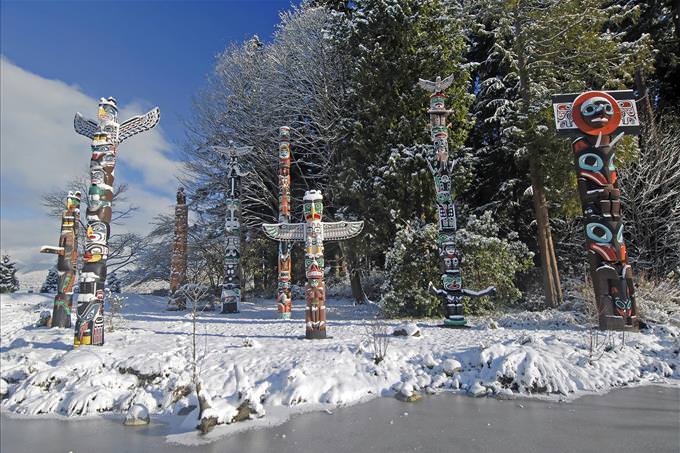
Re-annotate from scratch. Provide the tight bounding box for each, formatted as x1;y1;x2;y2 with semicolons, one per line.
419;75;495;327
277;126;294;319
552;90;641;331
73;97;160;346
40;191;82;328
214;143;251;313
263;190;364;339
168;187;189;310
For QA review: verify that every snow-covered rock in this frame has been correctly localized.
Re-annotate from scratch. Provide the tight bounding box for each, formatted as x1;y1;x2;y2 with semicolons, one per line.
442;359;462;376
123;403;150;426
392;322;421;337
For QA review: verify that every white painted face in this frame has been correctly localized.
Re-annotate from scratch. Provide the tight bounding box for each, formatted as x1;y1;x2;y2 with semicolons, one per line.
580;97;614;126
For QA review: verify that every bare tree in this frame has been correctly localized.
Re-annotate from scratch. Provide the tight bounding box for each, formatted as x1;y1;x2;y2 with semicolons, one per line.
364;309;391;364
619;115;680;277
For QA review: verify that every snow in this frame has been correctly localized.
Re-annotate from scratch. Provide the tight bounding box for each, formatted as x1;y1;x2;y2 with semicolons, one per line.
1;292;678;445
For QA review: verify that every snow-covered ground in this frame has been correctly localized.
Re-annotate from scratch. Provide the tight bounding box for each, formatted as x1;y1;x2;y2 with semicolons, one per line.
1;292;678;445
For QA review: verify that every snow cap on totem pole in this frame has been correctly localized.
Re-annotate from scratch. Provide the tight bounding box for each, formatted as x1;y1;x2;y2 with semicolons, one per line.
279;125;290;139
303;190;323;221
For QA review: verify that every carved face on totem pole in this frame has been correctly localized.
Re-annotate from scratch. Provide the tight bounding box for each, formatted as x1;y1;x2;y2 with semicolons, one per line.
98;97;118;122
572;91;622;136
303;190;323;221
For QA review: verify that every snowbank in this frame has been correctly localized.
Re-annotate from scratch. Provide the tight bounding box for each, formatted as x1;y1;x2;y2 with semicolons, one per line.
1;292;678;444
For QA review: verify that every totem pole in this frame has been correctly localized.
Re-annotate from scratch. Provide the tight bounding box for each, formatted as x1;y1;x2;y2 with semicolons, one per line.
418;75;495;327
263;190;364;339
40;191;82;328
168;187;189;310
73;97;160;346
277;126;293;319
552;90;641;331
214;143;251;314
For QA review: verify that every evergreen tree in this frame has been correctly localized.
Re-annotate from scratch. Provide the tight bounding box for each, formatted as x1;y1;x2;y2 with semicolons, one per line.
0;255;20;293
328;0;472;299
107;272;122;293
462;0;648;306
40;268;59;293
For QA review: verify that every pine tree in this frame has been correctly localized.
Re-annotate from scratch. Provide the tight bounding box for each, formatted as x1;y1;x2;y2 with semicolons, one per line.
328;0;472;300
0;255;20;293
107;272;122;293
40;268;59;293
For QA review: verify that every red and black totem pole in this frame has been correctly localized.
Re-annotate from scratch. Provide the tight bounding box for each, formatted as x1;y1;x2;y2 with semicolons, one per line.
73;97;160;346
552;90;641;331
277;126;293;319
40;191;82;328
168;187;189;310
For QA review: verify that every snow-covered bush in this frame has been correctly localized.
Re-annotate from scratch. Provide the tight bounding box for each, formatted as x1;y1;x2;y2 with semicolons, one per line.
456;211;534;313
381;213;533;317
0;255;19;293
380;220;440;318
105;290;127;332
40;268;59;293
635;274;680;326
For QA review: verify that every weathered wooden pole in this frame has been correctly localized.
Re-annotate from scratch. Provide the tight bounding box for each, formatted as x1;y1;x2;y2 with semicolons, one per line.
40;191;82;328
418;75;495;327
214;143;251;314
552;90;641;331
168;187;189;310
263;190;364;339
73;97;160;346
277;126;293;319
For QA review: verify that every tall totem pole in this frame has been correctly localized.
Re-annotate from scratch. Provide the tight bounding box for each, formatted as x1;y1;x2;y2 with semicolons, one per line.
263;190;364;339
552;90;641;331
73;97;160;346
277;126;293;319
40;191;82;328
418;75;495;327
214;143;251;314
168;187;189;310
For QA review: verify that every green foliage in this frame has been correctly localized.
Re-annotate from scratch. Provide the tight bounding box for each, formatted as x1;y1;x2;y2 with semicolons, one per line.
40;268;59;293
380;213;533;317
332;0;472;267
456;212;534;313
0;255;20;294
380;220;440;318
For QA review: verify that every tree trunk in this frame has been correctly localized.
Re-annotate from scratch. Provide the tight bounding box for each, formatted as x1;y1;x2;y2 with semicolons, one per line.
634;67;656;139
514;7;562;307
529;158;563;307
341;242;368;304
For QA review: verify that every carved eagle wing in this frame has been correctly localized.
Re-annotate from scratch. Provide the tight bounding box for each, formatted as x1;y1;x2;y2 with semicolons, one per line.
262;223;306;242
118;107;160;144
322;221;364;241
73;113;98;140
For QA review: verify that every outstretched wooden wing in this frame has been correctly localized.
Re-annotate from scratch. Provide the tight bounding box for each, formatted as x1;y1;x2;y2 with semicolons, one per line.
118;107;161;143
73;113;98;140
262;223;306;242
322;221;364;241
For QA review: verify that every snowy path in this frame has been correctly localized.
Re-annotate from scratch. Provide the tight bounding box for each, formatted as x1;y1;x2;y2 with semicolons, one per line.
1;292;678;444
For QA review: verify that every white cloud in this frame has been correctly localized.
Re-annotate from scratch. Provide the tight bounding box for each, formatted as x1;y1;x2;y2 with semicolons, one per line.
0;57;181;273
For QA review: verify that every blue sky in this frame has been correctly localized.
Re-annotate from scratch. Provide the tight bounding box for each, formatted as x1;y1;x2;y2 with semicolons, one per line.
0;0;297;273
1;0;295;148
